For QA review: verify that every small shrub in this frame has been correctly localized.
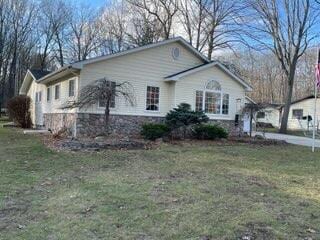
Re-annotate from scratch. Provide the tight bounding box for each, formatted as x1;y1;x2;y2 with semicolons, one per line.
193;124;228;140
141;123;170;140
7;95;32;128
166;103;209;138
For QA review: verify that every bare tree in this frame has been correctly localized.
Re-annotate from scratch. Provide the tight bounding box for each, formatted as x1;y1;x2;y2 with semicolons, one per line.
202;0;243;60
37;0;69;69
68;4;102;61
127;0;179;39
63;78;135;128
0;0;37;112
245;0;319;133
126;10;162;46
98;1;129;54
178;0;207;50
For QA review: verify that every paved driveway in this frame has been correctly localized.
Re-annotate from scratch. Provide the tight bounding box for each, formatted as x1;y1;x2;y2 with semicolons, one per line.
254;132;320;148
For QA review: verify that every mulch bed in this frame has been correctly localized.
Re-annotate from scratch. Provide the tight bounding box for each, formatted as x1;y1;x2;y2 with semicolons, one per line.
41;133;288;152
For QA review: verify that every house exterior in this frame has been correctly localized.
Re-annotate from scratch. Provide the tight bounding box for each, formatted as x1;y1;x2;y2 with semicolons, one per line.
256;104;283;128
255;95;320;130
19;37;252;137
282;95;320;130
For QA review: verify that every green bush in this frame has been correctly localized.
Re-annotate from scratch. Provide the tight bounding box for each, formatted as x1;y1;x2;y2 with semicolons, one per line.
141;123;170;140
193;124;228;140
7;95;32;128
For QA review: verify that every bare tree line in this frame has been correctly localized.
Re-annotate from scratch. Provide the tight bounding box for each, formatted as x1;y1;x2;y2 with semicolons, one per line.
0;0;319;132
221;48;318;104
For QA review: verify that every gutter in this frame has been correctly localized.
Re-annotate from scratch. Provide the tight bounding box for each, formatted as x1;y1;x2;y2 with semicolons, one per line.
36;65;81;84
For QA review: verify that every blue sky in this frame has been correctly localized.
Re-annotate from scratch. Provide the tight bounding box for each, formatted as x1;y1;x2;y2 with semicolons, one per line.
78;0;106;8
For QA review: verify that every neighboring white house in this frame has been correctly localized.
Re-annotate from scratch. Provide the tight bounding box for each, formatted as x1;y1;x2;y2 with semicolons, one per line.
256;104;283;128
255;95;320;130
19;37;252;137
283;95;320;130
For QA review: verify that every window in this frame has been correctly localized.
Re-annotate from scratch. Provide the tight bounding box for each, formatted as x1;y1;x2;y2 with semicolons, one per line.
222;94;229;114
257;112;265;119
69;79;75;97
146;86;159;111
55;85;60;100
47;87;51;102
195;80;229;115
292;109;303;119
98;81;116;108
195;91;203;111
205;92;221;114
35;91;42;102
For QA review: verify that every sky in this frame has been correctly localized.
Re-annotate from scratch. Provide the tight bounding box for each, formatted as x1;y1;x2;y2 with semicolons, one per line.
78;0;107;8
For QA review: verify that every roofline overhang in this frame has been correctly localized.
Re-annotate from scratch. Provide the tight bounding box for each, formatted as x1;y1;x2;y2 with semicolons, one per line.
19;70;35;95
36;65;81;84
164;61;253;92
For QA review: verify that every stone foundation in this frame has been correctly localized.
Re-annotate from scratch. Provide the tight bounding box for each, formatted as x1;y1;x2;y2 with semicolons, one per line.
76;113;164;137
43;113;77;136
208;119;242;136
43;113;241;138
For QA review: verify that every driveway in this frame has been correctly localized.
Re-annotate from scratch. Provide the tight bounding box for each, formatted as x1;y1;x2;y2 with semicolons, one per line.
254;132;320;148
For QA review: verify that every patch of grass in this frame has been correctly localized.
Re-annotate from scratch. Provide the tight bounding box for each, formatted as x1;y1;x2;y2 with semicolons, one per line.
0;127;320;239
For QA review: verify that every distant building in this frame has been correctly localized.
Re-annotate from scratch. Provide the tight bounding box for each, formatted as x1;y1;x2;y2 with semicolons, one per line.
256;95;320;130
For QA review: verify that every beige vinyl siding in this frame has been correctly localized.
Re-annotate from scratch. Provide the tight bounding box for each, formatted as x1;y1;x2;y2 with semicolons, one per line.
287;98;320;129
174;66;246;120
44;77;79;114
26;76;79;126
79;42;204;116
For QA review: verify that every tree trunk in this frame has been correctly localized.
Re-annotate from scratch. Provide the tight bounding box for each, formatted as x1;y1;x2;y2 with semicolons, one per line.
104;100;110;135
279;71;295;133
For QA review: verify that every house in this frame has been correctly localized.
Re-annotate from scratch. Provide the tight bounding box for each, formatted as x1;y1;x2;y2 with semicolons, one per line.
19;37;252;137
256;104;283;128
281;95;320;130
255;95;320;130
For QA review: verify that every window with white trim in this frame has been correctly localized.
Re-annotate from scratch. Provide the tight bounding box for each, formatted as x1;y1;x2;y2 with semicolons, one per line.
47;87;51;102
195;80;229;115
146;86;159;111
55;85;60;100
35;91;42;102
98;81;116;108
292;109;303;119
69;79;75;97
195;91;203;111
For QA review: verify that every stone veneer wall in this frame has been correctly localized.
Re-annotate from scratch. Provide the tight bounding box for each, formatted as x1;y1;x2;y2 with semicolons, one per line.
76;113;164;137
44;113;241;138
43;113;77;136
208;119;242;136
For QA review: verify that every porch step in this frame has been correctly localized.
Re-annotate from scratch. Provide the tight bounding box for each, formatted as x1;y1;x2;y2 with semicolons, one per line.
23;129;50;135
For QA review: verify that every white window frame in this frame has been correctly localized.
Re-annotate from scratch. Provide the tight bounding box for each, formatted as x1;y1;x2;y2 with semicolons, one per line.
197;80;229;116
35;91;42;103
54;84;60;100
68;78;76;98
145;85;160;112
47;87;51;102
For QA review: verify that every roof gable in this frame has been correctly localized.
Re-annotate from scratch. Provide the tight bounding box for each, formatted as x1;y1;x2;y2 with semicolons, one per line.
72;37;208;68
29;69;52;80
165;61;253;91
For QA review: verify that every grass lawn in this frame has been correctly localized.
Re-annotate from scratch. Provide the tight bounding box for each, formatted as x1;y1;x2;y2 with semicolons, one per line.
1;122;320;239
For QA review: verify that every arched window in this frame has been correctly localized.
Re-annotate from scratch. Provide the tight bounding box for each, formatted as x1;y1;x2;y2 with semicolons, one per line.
206;80;221;91
195;80;229;115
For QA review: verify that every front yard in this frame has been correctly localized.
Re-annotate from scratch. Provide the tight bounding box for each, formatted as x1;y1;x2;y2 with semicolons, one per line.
0;122;320;239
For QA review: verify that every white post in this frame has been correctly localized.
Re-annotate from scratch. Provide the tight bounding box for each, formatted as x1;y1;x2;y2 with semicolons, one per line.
312;71;318;153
